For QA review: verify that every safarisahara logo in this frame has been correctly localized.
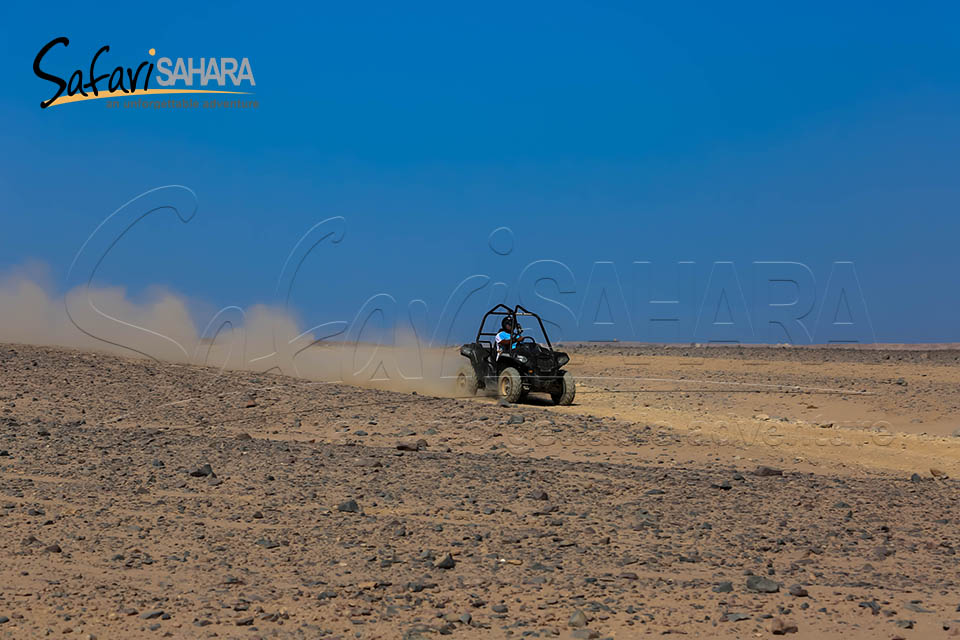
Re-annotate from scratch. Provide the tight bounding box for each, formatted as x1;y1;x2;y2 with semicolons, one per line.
33;37;255;108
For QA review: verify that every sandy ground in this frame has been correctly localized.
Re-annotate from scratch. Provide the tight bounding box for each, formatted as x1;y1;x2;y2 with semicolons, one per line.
1;342;959;639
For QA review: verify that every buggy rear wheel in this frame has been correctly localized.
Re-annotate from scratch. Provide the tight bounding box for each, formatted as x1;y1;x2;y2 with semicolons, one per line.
551;371;576;406
455;365;478;397
498;367;523;404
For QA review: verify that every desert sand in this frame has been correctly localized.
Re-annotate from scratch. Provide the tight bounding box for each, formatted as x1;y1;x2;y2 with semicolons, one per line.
1;341;958;639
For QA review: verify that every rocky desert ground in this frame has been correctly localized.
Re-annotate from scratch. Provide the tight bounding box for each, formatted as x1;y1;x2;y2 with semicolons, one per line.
1;342;959;639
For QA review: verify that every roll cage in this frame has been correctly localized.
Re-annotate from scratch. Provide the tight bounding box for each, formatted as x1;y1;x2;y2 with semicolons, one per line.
476;304;554;353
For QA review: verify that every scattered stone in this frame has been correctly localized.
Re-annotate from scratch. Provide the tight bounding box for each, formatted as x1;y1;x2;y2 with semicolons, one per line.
397;439;428;452
338;500;361;513
746;575;779;593
753;466;783;477
713;581;733;593
507;414;525;424
140;610;164;620
435;553;456;569
723;612;750;622
787;584;808;597
766;617;798;635
711;480;732;490
568;609;588;628
859;601;880;615
189;464;214;478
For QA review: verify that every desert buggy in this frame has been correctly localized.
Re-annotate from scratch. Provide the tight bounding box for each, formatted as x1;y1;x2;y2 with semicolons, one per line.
456;304;575;405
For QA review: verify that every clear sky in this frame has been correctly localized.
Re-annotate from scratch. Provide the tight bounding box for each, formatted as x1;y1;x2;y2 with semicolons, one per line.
1;1;959;344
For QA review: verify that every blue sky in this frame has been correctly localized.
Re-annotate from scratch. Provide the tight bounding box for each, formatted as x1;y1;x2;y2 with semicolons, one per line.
1;1;959;343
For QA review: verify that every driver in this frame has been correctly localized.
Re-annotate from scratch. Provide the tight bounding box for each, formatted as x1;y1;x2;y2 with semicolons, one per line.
495;316;521;360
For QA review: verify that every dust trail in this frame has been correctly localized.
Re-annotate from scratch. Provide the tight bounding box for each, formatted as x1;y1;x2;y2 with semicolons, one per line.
0;268;464;397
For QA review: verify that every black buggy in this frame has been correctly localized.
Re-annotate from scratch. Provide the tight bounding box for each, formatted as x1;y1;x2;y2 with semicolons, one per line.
456;304;576;405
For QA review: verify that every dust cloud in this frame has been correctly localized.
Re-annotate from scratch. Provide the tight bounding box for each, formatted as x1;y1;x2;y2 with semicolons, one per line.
0;269;465;397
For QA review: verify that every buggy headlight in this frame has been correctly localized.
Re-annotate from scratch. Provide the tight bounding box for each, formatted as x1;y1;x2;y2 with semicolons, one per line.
516;354;528;363
556;353;569;367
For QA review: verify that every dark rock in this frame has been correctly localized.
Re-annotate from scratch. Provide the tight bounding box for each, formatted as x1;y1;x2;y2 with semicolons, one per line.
507;414;525;424
859;601;880;615
746;575;779;593
753;466;783;477
189;464;214;478
140;610;164;620
723;612;750;622
435;553;456;569
338;499;361;513
713;581;733;593
255;538;280;549
788;584;808;597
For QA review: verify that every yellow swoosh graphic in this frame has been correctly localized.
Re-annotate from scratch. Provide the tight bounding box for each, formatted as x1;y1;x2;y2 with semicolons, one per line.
50;88;254;107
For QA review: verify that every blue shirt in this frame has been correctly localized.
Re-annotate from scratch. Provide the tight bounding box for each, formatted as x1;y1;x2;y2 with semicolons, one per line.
495;330;515;358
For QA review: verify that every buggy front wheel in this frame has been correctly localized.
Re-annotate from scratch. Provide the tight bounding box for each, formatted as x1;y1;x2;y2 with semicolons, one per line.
455;365;479;397
498;367;523;404
551;371;576;406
